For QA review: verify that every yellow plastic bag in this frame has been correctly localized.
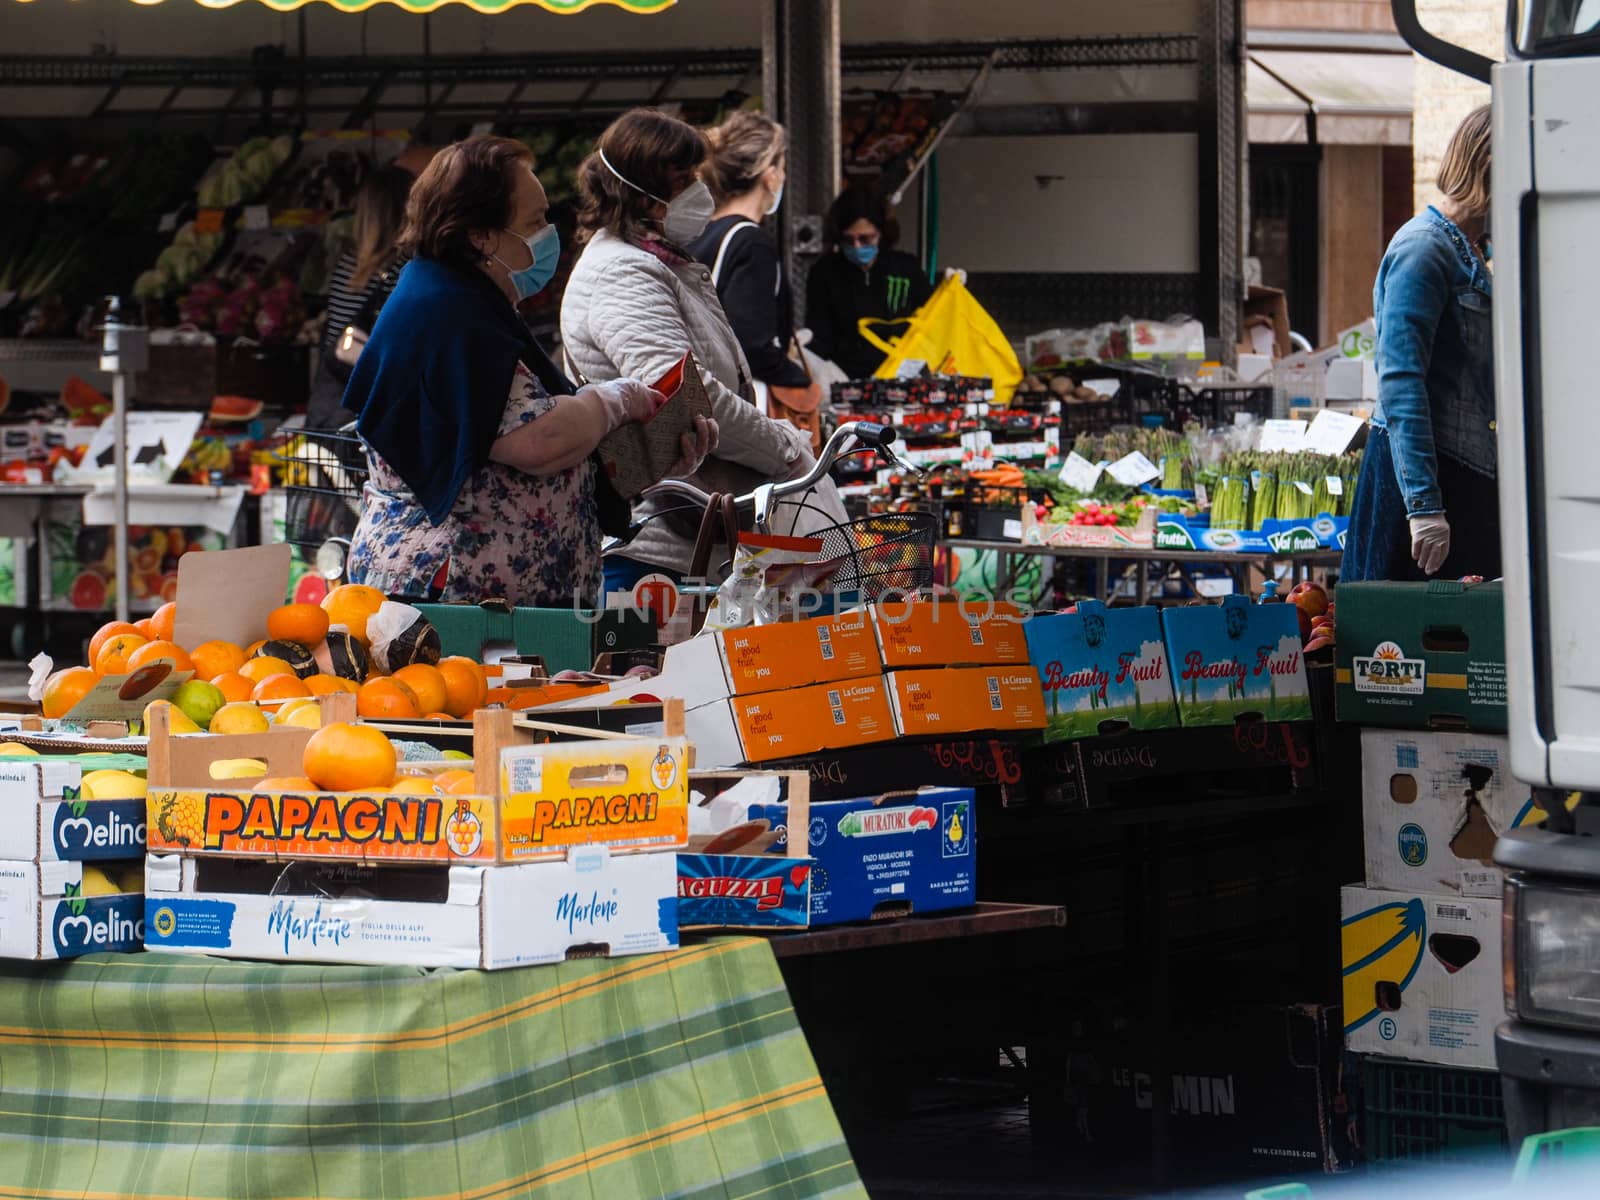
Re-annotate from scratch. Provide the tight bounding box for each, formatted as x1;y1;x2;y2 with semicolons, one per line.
858;272;1023;404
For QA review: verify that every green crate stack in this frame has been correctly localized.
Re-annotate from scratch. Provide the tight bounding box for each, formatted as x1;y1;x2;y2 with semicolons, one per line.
1361;1055;1507;1167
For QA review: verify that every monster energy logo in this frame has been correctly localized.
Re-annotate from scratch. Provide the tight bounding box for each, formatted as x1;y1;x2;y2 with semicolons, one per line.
886;275;911;311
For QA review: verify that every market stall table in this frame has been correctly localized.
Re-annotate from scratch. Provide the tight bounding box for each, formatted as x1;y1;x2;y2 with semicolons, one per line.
0;938;866;1199
940;536;1343;605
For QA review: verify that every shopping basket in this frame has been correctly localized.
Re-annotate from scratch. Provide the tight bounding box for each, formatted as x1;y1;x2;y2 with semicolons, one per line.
278;428;368;550
808;510;937;600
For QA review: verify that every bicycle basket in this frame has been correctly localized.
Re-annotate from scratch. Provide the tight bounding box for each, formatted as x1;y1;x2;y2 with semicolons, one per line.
808;511;937;600
278;430;369;549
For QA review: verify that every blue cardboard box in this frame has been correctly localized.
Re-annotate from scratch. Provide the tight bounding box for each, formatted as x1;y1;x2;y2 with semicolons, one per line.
1161;595;1311;726
748;786;977;926
677;769;815;930
1025;601;1180;742
0;759;147;863
1155;511;1348;554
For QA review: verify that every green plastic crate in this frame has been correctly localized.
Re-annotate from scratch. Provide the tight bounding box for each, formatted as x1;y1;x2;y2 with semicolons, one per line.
1361;1056;1507;1167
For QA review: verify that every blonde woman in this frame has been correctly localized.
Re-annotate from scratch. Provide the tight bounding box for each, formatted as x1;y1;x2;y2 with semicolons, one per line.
1344;106;1496;581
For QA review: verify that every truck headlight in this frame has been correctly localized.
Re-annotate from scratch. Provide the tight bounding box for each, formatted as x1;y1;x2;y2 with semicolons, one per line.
1508;877;1600;1031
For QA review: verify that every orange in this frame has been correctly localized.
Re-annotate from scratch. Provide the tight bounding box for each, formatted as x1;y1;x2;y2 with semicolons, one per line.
390;777;439;796
321;584;385;645
356;677;419;719
239;656;294;684
94;633;149;676
255;776;320;793
392;664;448;716
305;675;358;696
88;621;141;668
244;639;267;660
42;666;98;719
437;657;488;718
127;640;194;674
251;674;312;703
421;711;454;720
266;603;330;647
446;773;477;796
211;672;255;703
133;619;155;639
190;640;247;681
302;721;396;793
148;601;178;643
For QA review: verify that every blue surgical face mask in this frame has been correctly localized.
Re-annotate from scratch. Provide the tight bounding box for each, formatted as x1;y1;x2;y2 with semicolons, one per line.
493;223;560;300
844;243;879;269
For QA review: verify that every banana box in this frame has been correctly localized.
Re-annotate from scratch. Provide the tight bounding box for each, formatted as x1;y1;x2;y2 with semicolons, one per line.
1335;580;1506;731
746;786;976;926
144;844;677;969
1025;601;1180;742
1341;885;1502;1069
0;758;149;863
498;737;689;861
870;598;1031;668
1361;729;1541;897
886;666;1048;737
0;858;144;959
1161;595;1311;726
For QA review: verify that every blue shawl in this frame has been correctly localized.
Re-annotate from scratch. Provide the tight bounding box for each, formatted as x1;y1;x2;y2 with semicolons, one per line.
345;257;550;526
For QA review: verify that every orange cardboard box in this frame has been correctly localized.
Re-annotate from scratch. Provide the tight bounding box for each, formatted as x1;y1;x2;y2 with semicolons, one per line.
687;677;896;766
871;599;1031;669
717;614;881;693
888;667;1048;737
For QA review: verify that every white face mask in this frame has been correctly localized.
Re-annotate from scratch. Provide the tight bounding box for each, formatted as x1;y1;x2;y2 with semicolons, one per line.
599;148;715;244
765;179;785;216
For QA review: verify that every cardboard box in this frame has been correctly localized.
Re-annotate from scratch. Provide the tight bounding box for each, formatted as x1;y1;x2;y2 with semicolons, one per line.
1335;581;1506;732
413;602;655;675
748;787;976;925
1047;721;1317;808
677;770;814;930
767;737;1025;802
0;859;144;959
870;599;1030;668
0;759;149;863
687;677;896;768
1025;601;1180;741
1161;596;1311;726
144;845;678;969
1341;885;1502;1069
1242;284;1291;359
886;666;1047;737
1361;729;1539;897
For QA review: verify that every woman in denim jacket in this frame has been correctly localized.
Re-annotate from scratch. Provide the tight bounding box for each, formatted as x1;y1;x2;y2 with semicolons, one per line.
1345;107;1498;581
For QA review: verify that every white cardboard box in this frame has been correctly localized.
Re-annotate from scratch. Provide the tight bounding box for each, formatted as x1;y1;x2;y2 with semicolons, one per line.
1361;729;1537;897
0;760;149;863
144;847;678;969
0;859;144;959
1341;885;1502;1069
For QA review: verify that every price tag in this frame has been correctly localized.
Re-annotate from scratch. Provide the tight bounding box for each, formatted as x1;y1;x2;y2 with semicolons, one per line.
242;205;270;231
1195;482;1209;508
1326;475;1344;496
194;209;224;235
157;211;179;233
1058;451;1103;494
1002;518;1023;540
1106;450;1161;487
1258;419;1308;453
1303;408;1365;456
1294;480;1315;495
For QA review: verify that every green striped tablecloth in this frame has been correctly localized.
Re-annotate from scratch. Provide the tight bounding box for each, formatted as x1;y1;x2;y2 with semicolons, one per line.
0;937;864;1200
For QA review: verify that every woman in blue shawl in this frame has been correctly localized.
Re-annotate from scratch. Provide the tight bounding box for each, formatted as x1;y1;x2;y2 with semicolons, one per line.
341;136;716;607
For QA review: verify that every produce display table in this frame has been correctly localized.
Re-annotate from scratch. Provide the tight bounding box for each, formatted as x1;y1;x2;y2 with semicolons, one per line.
0;938;865;1200
940;536;1342;605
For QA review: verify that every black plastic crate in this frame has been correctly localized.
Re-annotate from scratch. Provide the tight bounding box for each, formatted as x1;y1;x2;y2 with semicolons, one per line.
1169;382;1275;428
1361;1055;1508;1166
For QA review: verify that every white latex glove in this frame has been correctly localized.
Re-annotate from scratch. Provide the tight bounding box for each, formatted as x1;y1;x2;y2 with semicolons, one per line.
665;416;718;478
579;378;664;432
1409;513;1451;576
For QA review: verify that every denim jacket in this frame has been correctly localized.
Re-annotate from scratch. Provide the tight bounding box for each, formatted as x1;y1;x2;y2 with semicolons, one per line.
1372;206;1496;517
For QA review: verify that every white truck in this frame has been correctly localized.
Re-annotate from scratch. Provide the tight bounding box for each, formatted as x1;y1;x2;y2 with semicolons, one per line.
1391;0;1600;1141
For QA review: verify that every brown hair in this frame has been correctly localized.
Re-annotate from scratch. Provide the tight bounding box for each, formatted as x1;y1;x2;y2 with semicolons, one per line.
1436;105;1492;221
397;135;533;271
349;164;415;290
576;109;708;242
702;110;786;206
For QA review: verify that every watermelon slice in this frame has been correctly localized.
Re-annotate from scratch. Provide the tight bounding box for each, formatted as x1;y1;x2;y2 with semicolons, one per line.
209;394;264;424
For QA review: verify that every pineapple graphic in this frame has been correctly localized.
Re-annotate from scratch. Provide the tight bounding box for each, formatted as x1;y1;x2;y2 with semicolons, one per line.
155;792;205;848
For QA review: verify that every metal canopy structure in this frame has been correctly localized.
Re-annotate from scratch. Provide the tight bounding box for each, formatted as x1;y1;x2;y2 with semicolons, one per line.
8;0;672;13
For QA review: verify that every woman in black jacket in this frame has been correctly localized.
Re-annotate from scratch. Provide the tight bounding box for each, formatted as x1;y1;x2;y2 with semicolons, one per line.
804;185;931;380
688;111;810;389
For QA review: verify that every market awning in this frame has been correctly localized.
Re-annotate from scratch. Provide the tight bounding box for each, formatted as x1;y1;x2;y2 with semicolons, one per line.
10;0;671;12
1246;50;1413;146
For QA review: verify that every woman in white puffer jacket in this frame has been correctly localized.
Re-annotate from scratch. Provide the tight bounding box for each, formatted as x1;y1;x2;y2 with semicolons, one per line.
561;108;845;599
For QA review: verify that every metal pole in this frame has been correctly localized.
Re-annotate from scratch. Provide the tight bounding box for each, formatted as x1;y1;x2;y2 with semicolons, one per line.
98;298;147;625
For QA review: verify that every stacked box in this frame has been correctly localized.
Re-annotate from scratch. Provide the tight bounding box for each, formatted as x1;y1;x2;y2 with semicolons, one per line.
1159;595;1311;727
1024;600;1180;742
142;700;681;970
0;758;146;959
1337;582;1510;1070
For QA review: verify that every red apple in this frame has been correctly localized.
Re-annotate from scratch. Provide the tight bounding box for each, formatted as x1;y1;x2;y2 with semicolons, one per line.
1289;581;1330;618
1296;606;1313;640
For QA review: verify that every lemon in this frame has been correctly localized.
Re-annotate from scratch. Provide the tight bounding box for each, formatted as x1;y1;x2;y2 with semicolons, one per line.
0;742;37;756
172;679;227;731
80;770;147;800
209;702;270;736
145;700;201;735
209;758;268;781
442;750;472;762
278;702;322;730
275;696;318;723
79;866;123;896
115;863;145;894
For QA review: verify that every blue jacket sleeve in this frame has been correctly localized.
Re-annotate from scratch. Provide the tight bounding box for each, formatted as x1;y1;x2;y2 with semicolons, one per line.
1373;230;1450;516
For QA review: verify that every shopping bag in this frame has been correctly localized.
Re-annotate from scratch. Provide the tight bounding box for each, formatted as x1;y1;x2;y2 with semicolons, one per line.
857;271;1023;404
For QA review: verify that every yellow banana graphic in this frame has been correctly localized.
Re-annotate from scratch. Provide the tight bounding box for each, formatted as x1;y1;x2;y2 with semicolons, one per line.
1513;791;1581;828
1342;897;1426;1033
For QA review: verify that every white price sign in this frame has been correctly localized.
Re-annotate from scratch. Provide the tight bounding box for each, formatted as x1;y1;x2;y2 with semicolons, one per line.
1257;419;1308;453
1106;450;1161;487
1303;408;1365;456
1058;451;1103;494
